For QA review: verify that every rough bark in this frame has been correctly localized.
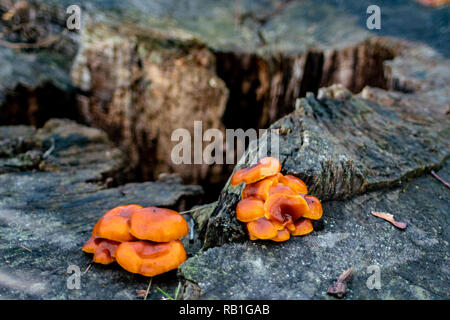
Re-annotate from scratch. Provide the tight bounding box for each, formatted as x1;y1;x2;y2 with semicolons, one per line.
0;0;79;126
71;25;229;185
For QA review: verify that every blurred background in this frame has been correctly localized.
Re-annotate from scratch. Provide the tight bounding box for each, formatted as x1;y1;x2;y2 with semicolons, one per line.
0;0;448;200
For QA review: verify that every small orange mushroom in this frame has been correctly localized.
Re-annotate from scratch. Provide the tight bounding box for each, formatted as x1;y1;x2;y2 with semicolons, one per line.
115;240;187;277
230;157;281;186
242;174;280;201
264;194;310;226
232;159;323;241
290;218;313;236
302;195;323;220
82;236;120;265
270;218;291;231
271;228;291;242
278;175;308;194
268;184;297;197
236;197;265;222
247;217;278;240
129;207;188;242
92;204;142;242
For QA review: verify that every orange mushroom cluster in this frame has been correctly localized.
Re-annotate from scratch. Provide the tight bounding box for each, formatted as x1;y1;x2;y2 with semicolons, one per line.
231;157;323;242
82;205;188;277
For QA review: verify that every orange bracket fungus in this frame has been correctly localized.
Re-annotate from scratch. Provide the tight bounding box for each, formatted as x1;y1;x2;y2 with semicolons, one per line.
290;219;314;236
242;174;280;201
278;175;308;194
268;184;297;197
82;237;120;265
236;197;266;222
247;217;279;240
302;195;323;220
271;229;291;242
231;157;281;186
264;194;310;227
92;204;142;242
83;204;189;277
231;156;324;242
129;207;189;242
115;240;187;277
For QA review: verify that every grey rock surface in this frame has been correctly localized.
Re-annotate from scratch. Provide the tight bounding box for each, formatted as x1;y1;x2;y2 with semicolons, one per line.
180;161;450;299
0;119;203;299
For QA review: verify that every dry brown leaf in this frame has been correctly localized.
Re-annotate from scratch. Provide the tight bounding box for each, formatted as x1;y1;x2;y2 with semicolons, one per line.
327;267;353;299
136;290;147;298
371;211;407;230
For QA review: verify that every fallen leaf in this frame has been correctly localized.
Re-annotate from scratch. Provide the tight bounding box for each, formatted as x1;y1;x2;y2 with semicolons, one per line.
327;267;353;299
371;211;407;230
136;290;147;298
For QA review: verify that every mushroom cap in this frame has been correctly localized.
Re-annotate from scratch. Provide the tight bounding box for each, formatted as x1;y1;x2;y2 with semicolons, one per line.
230;157;281;186
82;236;120;265
270;218;291;231
242;174;280;201
129;207;188;242
290;218;313;236
268;184;297;197
278;175;308;194
302;195;323;220
115;240;187;277
264;194;310;225
247;217;278;240
236;197;265;222
92;204;142;242
271;229;291;242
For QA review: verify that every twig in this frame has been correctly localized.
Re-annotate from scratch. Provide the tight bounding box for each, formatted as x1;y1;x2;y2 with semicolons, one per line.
0;29;67;50
431;170;450;189
83;264;92;276
144;277;153;300
179;208;197;215
0;33;61;49
20;245;32;252
43;137;55;159
371;211;407;230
